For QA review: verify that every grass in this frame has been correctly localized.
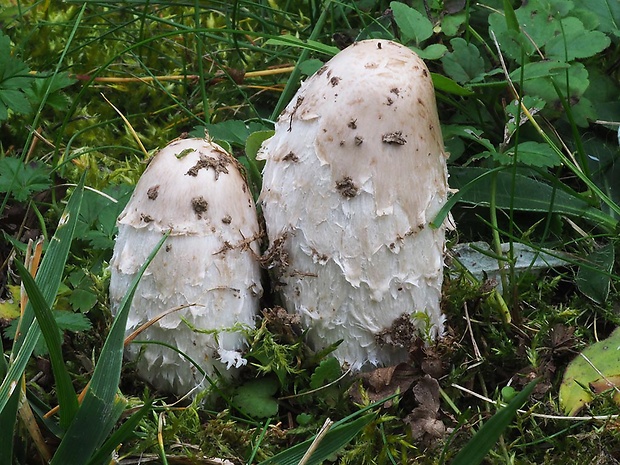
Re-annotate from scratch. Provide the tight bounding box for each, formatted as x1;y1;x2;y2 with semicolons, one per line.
1;0;620;463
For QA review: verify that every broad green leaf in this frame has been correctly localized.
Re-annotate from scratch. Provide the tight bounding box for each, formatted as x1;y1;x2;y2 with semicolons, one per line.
441;38;485;83
15;260;79;429
509;61;569;83
50;233;168;465
560;327;620;415
451;380;538;465
242;129;273;198
430;73;474;96
414;43;448;60
545;17;611;60
450;167;584;214
504;97;546;142
310;357;341;390
573;0;620;36
76;184;132;251
571;8;603;31
432;167;618;230
441;125;496;152
202;120;248;146
390;2;433;44
298;58;325;76
0;89;31;115
0;180;84;417
515;0;565;47
0;285;20;320
576;242;615;304
245;130;273;166
233;378;279;419
488;141;561;168
0;31;33;119
583;133;620;220
451;241;570;284
0;158;51;202
488;13;536;62
523;62;589;103
440;11;467;36
0;34;31;88
24;71;76;112
68;289;98;313
259;413;376;465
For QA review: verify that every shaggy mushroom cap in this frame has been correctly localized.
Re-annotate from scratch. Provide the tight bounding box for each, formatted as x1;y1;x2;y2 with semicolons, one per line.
259;39;449;371
110;137;262;397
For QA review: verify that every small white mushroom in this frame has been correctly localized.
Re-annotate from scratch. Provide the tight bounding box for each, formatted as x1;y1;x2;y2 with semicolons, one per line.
259;39;450;371
109;137;262;397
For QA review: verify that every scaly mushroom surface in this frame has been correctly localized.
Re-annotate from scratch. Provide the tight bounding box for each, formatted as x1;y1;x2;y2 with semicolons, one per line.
110;137;262;396
259;39;450;370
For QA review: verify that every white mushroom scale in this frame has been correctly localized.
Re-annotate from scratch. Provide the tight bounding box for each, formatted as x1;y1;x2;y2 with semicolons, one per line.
109;137;262;397
259;39;450;371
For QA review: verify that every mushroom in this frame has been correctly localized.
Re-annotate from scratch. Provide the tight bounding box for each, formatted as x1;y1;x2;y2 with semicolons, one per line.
109;137;262;397
258;39;450;371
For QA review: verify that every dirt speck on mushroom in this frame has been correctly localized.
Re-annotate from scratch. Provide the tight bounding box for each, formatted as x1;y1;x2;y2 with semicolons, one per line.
186;153;230;179
191;196;209;218
382;131;407;145
147;185;159;200
335;177;359;198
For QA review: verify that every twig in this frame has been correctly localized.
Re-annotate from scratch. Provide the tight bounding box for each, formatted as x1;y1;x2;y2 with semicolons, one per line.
73;66;295;84
578;352;620;395
101;92;149;157
298;418;334;465
451;383;620;421
463;301;483;362
279;369;351;400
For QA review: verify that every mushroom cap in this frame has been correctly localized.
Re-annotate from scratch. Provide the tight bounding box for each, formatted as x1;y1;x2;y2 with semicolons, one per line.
259;39;449;370
259;39;448;224
118;138;257;239
110;137;262;396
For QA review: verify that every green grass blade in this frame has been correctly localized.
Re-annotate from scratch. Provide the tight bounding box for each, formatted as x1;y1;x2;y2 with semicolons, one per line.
25;389;64;439
450;379;538;465
50;233;168;465
502;0;520;32
0;180;84;416
86;399;153;465
14;260;79;429
258;413;376;465
433;167;618;231
0;345;18;464
269;0;334;119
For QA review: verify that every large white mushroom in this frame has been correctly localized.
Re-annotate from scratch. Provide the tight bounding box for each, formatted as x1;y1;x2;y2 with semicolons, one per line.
109;137;262;397
259;39;450;371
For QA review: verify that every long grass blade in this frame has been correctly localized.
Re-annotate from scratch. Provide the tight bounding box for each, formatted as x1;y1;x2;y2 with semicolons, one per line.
86;400;153;465
0;346;18;464
258;413;376;465
0;180;84;416
14;260;79;429
50;233;168;465
450;379;538;465
432;167;618;231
